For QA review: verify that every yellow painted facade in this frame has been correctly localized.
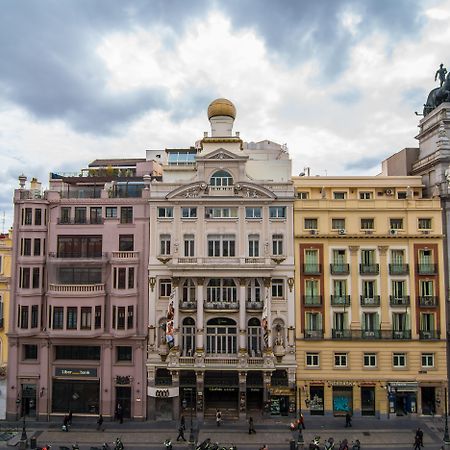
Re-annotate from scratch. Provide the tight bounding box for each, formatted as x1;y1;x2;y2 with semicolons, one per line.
0;230;12;365
293;176;447;419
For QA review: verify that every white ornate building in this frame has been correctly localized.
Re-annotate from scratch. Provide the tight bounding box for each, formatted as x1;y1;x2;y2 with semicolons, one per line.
146;99;297;420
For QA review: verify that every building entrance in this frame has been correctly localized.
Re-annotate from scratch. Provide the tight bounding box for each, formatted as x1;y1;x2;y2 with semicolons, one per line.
421;387;436;415
204;371;238;415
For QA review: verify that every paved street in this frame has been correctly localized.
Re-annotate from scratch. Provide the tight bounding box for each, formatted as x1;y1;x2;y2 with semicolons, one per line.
1;415;449;450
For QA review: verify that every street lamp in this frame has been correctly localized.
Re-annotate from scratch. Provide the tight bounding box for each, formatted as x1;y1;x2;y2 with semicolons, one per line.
444;387;450;445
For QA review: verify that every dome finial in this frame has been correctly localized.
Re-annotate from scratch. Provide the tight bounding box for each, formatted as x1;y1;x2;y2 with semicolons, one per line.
207;98;236;120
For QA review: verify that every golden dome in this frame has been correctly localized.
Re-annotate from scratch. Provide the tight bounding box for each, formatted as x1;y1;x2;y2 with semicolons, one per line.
207;98;236;120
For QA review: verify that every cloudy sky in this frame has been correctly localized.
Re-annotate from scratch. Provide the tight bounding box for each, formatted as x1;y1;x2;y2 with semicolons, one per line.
1;0;449;228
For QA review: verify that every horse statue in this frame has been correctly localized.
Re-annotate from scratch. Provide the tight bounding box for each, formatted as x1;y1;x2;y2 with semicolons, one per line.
423;72;450;116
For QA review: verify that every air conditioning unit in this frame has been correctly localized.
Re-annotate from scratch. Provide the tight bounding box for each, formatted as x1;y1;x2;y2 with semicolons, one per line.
389;229;398;236
309;229;317;235
338;229;346;235
385;188;394;196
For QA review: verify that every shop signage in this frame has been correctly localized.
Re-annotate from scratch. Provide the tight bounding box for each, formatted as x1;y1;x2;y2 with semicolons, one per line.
270;387;292;395
388;381;418;392
55;368;97;377
329;381;355;387
208;387;236;392
148;386;179;398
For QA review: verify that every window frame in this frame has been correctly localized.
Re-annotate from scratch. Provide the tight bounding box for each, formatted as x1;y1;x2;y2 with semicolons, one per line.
363;353;377;368
418;218;432;230
334;352;348;367
361;218;375;230
306;352;320;367
158;207;174;219
421;352;434;368
304;218;318;230
393;352;406;368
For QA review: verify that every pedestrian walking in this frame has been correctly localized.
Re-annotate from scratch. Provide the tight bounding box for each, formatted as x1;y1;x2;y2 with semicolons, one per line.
176;424;186;441
62;415;69;432
345;411;352;428
248;416;256;434
68;410;73;425
216;409;222;427
180;415;186;431
117;402;123;424
96;414;104;431
415;427;424;447
413;435;422;450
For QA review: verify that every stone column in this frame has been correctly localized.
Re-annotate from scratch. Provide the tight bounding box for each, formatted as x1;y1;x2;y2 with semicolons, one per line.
239;278;247;351
172;277;180;349
349;246;360;330
171;370;180;420
196;278;205;352
264;278;273;349
378;246;390;330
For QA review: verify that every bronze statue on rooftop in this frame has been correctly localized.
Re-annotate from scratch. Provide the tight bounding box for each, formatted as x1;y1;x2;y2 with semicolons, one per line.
423;64;450;116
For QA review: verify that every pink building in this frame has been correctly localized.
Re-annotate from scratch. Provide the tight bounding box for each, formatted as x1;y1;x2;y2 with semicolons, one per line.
7;160;159;421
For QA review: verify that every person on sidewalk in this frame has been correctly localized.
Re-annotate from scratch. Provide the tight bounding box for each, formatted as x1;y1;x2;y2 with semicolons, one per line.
299;413;305;430
248;416;256;434
415;427;424;447
117;402;123;424
413;435;422;450
216;409;222;427
68;410;73;425
176;424;187;442
345;411;352;428
96;414;104;431
180;415;186;431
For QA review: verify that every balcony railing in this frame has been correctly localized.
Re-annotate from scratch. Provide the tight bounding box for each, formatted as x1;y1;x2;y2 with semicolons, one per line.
389;264;409;275
179;301;197;311
48;283;105;293
246;301;264;311
419;330;440;340
417;264;437;275
332;329;351;339
204;301;239;310
392;330;411;339
303;264;321;275
389;295;410;306
57;218;104;225
361;330;381;339
330;263;350;275
111;251;139;259
359;264;379;275
360;295;381;306
304;329;324;339
418;296;438;307
303;295;322;306
330;295;350;306
49;252;105;259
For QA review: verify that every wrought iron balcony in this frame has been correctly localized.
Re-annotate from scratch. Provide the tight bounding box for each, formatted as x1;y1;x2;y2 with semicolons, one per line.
359;264;379;275
179;301;197;311
204;301;239;311
418;296;438;307
392;330;411;339
389;295;410;306
330;295;350;306
304;329;324;340
330;263;350;275
303;264;321;275
361;330;381;339
360;295;381;306
332;329;351;339
303;295;322;306
417;264;437;275
389;264;409;275
246;301;264;311
419;330;440;340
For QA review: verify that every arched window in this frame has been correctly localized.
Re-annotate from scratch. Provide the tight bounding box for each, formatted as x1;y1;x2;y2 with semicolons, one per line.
206;278;237;303
182;317;196;356
210;170;233;187
182;279;196;303
247;317;262;356
246;279;261;303
206;317;237;354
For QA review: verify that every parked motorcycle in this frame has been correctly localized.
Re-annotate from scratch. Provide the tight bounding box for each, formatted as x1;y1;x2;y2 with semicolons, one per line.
72;444;79;450
324;437;335;450
196;438;211;450
114;438;124;450
164;439;172;450
309;436;321;450
338;439;349;450
351;440;360;450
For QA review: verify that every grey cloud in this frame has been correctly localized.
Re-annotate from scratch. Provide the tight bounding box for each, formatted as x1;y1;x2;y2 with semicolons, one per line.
332;88;362;105
345;155;386;171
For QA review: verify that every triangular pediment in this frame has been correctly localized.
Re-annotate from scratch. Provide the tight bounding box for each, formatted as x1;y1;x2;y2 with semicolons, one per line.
197;148;248;161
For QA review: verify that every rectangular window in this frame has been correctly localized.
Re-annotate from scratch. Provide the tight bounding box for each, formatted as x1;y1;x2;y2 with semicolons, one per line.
33;238;41;256
32;267;40;289
269;206;286;219
128;267;135;289
113;267;127;289
334;352;348;367
333;192;347;200
397;191;407;199
361;218;375;229
393;353;406;368
90;207;102;224
19;267;30;289
57;235;102;258
160;234;171;255
271;279;284;298
120;207;133;224
207;235;235;257
74;207;87;224
117;346;132;362
105;207;117;218
60;207;71;224
34;208;42;225
67;307;77;329
390;218;403;229
117;307;126;330
245;207;262;219
297;192;309;199
23;208;33;225
158;207;174;218
55;345;101;360
20;305;29;329
24;344;38;360
95;306;101;329
31;305;38;328
272;234;283;256
248;235;260;257
81;307;92;329
184;235;195;257
119;235;134;251
306;353;319;367
304;218;318;230
21;238;32;256
127;305;134;329
418;218;432;230
160;279;172;297
53;307;64;329
331;218;346;230
359;192;373;199
421;353;434;368
363;353;377;367
205;207;238;218
181;207;197;218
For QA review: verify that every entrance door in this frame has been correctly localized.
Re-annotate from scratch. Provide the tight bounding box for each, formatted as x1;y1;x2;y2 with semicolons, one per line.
421;387;435;415
21;384;37;418
361;387;375;416
115;386;131;419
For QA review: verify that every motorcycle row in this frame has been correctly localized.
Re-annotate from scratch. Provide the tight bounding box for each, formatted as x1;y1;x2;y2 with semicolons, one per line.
308;436;361;450
164;438;237;450
39;438;125;450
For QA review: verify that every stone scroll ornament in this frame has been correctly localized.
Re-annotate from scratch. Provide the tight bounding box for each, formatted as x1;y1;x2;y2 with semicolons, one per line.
262;288;269;348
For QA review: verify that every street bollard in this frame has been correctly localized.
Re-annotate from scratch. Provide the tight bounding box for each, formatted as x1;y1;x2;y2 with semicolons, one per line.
289;439;297;450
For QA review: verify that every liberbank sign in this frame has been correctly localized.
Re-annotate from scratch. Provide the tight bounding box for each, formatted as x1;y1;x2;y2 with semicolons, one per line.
55;368;98;377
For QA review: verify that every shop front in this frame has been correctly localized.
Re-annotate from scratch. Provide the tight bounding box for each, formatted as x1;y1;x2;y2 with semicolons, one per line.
388;381;417;416
332;386;353;416
269;387;295;416
147;386;179;420
246;371;264;412
361;386;376;416
204;371;239;414
308;385;324;416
